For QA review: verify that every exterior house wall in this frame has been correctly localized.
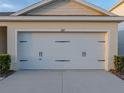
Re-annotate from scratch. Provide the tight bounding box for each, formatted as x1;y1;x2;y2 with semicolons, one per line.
110;2;124;31
0;21;118;70
110;2;124;55
27;0;106;16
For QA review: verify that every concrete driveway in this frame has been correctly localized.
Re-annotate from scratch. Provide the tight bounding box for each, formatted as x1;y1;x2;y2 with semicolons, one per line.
0;70;124;93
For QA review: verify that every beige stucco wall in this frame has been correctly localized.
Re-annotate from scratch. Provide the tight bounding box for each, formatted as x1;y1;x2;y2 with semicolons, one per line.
111;2;124;16
110;2;124;31
28;0;106;16
0;21;118;70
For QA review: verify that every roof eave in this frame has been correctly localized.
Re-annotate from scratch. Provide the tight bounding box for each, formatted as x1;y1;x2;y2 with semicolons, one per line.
11;0;55;16
109;0;124;11
0;16;123;22
11;0;116;16
74;0;116;16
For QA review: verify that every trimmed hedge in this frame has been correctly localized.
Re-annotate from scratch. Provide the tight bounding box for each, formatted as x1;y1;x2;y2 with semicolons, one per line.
0;54;11;75
114;56;124;73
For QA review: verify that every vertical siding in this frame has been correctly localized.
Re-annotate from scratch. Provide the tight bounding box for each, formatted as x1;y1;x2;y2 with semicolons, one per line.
0;27;7;53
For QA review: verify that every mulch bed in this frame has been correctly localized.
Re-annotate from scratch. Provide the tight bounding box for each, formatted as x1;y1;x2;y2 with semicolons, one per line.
110;70;124;80
0;70;15;79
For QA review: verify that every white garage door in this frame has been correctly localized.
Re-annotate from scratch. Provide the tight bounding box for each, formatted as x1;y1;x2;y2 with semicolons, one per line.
18;32;105;69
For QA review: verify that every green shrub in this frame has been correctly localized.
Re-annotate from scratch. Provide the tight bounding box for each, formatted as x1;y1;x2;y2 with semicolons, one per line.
0;54;11;75
114;55;124;73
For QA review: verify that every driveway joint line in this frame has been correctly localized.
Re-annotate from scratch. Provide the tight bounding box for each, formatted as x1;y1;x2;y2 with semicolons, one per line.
61;71;63;93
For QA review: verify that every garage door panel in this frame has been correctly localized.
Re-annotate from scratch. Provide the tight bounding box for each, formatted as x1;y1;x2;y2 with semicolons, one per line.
18;33;105;69
18;33;33;68
97;42;105;60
